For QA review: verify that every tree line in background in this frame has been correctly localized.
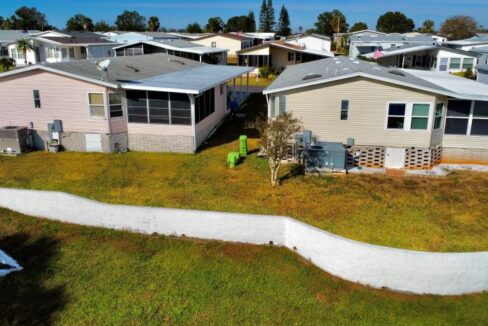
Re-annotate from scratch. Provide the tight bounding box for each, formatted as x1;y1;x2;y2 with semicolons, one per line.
0;5;487;40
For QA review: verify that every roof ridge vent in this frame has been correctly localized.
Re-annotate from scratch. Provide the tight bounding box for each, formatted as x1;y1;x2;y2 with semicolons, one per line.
388;69;406;76
168;58;185;65
302;73;322;80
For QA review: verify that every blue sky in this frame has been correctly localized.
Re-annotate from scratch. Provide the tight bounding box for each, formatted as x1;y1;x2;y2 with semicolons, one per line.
1;0;487;31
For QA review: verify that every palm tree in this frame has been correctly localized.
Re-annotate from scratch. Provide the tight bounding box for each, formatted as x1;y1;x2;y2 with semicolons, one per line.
0;57;16;72
147;16;160;32
16;39;35;65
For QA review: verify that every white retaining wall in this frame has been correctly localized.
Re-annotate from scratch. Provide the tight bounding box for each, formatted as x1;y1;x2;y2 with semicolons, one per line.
0;187;487;296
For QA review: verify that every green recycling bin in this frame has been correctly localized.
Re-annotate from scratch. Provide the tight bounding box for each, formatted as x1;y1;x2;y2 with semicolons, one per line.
239;135;248;157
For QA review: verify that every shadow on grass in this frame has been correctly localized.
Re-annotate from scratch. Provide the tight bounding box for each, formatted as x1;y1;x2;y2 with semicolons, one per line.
280;164;305;184
0;233;66;325
198;94;267;152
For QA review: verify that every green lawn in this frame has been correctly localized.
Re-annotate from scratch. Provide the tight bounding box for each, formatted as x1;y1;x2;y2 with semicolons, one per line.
0;94;487;252
227;75;272;87
1;209;488;325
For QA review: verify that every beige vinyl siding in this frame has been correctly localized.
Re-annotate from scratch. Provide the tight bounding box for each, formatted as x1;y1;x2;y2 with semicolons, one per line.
272;77;438;148
239;47;270;56
443;135;488;149
271;47;298;71
192;36;242;58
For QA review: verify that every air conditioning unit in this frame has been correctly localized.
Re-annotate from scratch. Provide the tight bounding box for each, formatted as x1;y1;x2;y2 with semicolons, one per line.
0;126;30;155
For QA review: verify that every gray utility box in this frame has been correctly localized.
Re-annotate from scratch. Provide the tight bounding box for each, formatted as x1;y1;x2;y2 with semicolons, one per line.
0;126;30;154
306;141;346;172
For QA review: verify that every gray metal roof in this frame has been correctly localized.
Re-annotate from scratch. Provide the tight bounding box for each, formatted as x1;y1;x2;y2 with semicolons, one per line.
364;44;480;59
0;30;40;43
350;33;436;44
122;65;253;93
113;39;228;54
263;56;488;101
1;53;252;94
44;53;203;84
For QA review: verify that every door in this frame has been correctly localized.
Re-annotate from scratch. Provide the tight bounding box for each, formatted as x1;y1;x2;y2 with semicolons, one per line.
385;147;406;169
85;134;103;152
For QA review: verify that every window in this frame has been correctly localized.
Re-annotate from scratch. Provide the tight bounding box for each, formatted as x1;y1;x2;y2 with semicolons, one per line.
211;42;217;47
387;103;406;129
109;93;123;118
47;48;57;59
69;48;75;59
148;91;169;124
445;100;471;135
278;96;286;115
414;55;423;67
340;100;349;120
462;58;474;70
449;58;461;70
11;48;24;60
88;93;105;118
33;90;41;108
220;84;224;95
288;52;295;62
126;90;148;123
61;48;69;59
196;89;215;123
410;104;429;130
439;58;448;71
296;52;301;62
471;101;488;136
434;103;443;129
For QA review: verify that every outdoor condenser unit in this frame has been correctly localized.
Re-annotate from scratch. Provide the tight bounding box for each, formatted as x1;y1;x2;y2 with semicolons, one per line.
305;142;346;172
0;126;30;154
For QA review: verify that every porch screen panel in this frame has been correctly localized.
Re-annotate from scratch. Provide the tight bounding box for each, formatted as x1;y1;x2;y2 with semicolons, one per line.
148;91;169;124
126;90;148;123
195;89;215;124
170;93;191;125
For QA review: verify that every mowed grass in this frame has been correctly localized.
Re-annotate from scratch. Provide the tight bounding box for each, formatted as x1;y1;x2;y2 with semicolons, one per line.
0;94;488;252
2;209;488;325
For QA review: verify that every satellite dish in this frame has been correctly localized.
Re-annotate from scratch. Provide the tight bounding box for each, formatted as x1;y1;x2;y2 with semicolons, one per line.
96;59;111;81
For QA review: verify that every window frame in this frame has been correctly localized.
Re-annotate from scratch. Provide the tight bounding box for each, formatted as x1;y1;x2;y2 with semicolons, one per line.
287;52;295;62
471;101;488;136
462;58;474;70
108;93;124;118
87;92;106;119
385;102;432;132
449;58;461;70
433;102;444;130
340;100;349;120
33;90;41;109
410;103;431;130
385;102;407;130
444;99;488;137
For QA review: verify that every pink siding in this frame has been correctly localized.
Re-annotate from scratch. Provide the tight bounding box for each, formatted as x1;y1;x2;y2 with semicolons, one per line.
195;85;227;146
109;117;128;133
0;70;112;133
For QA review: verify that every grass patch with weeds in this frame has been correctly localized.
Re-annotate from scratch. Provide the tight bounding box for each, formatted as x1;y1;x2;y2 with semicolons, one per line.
1;209;488;324
0;94;487;252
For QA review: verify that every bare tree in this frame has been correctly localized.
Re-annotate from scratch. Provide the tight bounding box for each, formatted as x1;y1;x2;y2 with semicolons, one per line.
259;112;302;186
